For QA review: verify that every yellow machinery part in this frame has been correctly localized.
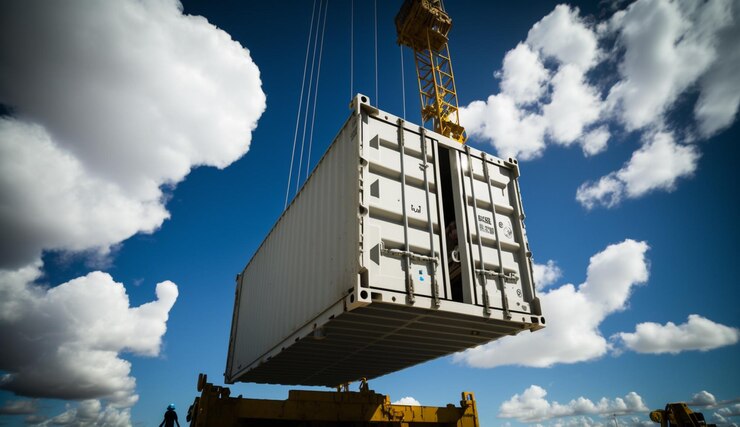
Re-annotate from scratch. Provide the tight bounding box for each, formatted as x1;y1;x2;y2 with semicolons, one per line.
396;0;467;144
649;403;716;427
188;374;480;427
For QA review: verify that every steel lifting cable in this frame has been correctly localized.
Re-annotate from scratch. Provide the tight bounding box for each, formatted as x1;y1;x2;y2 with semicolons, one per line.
400;46;406;119
374;0;378;106
285;0;318;209
295;0;325;195
305;0;329;176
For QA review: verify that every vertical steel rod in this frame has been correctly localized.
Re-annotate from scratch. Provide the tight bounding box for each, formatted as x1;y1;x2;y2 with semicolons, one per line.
481;153;511;319
420;129;440;307
465;147;490;315
398;119;415;304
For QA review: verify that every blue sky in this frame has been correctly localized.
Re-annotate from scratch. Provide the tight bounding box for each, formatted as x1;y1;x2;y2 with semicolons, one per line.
1;0;739;426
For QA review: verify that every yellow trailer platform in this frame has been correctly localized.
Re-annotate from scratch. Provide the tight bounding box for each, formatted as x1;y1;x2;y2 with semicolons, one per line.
187;374;480;427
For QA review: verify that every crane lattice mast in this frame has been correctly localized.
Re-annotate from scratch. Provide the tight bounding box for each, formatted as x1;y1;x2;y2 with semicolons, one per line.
395;0;467;143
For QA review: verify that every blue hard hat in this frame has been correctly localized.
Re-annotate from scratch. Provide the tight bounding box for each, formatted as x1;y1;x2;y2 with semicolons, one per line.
167;403;175;410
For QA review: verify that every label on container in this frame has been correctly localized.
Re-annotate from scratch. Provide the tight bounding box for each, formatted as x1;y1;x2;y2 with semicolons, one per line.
477;214;495;235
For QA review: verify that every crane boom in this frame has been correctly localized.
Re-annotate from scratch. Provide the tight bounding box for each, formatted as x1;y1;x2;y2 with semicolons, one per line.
396;0;466;143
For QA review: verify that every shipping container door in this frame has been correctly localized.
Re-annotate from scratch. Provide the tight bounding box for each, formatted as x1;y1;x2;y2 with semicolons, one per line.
452;150;537;319
362;116;446;302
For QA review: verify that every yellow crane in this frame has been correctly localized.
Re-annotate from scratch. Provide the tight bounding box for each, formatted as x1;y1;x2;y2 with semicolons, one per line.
396;0;467;143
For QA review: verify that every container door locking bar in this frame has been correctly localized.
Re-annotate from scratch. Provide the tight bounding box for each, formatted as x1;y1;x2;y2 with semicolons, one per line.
398;119;415;304
381;244;439;264
481;152;512;320
465;146;491;316
420;128;441;307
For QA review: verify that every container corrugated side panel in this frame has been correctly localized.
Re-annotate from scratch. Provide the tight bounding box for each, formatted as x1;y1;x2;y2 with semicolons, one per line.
227;116;360;380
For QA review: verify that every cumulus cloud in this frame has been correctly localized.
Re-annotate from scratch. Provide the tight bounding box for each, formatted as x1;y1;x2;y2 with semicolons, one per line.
498;385;648;423
461;95;548;160
526;4;599;70
675;392;740;427
690;391;718;407
454;239;649;368
32;400;131;427
543;65;603;146
576;132;699;209
716;403;740;417
580;126;610;156
0;0;266;269
0;0;265;415
499;43;549;105
532;260;562;290
0;118;169;268
461;0;740;208
0;399;37;415
694;2;740;137
605;0;734;131
612;314;740;354
459;4;603;161
0;266;177;406
393;397;421;406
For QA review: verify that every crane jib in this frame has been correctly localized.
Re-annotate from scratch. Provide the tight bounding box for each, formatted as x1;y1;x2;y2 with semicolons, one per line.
395;0;467;144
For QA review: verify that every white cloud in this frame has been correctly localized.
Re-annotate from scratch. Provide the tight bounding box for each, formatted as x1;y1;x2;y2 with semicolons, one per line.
532;260;562;290
574;175;623;210
0;118;169;268
717;403;740;417
543;65;603;145
612;314;740;354
462;0;740;207
613;132;698;197
694;1;740;136
499;43;549;105
0;0;266;269
605;0;735;131
580;126;610;157
710;411;733;426
576;132;699;209
460;95;548;161
711;400;740;427
526;5;599;70
454;239;649;368
393;397;421;406
32;400;131;427
0;265;177;406
460;4;604;161
0;0;265;415
690;391;718;407
498;385;648;423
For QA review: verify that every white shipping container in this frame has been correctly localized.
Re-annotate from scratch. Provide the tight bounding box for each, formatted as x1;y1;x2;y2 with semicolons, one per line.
226;95;545;386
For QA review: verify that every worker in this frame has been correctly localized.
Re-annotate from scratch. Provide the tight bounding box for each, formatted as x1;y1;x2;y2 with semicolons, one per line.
159;403;180;427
